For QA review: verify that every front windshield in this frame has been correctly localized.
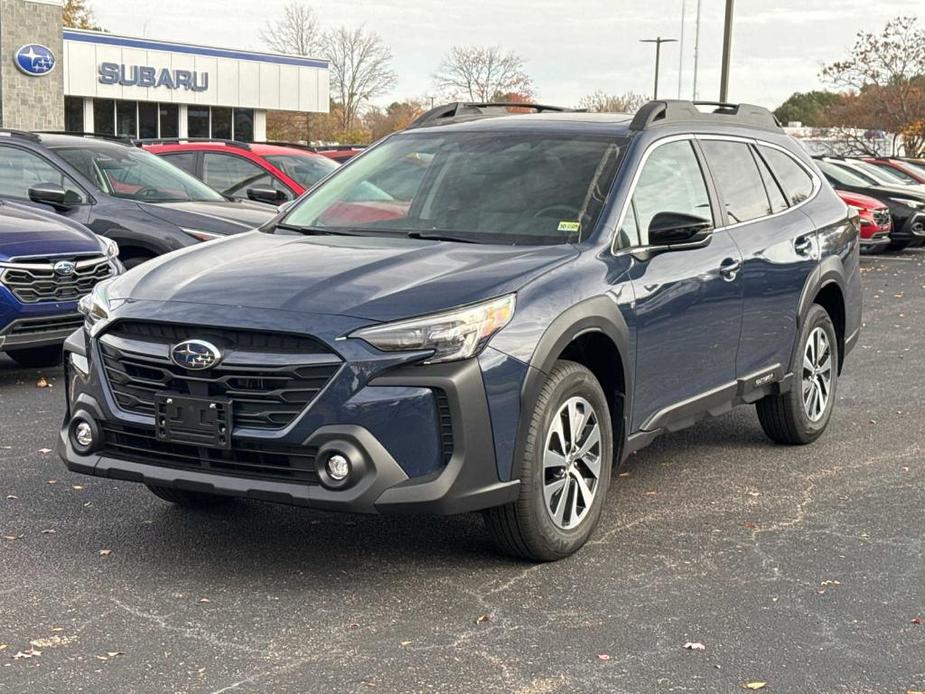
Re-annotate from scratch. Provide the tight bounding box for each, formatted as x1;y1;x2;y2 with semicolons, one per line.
819;161;876;187
280;131;624;245
265;154;339;189
55;145;225;202
849;160;913;185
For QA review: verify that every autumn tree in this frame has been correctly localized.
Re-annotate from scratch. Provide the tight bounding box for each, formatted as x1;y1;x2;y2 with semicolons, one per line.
324;26;397;134
577;91;648;113
364;100;425;141
259;4;323;57
63;0;103;31
821;16;925;156
434;46;533;102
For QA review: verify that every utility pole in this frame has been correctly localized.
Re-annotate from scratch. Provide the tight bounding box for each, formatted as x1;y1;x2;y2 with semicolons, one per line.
719;0;735;102
678;0;686;98
640;37;678;100
692;0;702;99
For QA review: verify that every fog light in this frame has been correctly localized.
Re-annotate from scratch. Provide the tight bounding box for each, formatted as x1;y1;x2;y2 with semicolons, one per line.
75;421;93;447
326;454;350;481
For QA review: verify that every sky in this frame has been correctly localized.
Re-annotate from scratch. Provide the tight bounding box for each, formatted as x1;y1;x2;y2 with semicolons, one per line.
89;0;922;110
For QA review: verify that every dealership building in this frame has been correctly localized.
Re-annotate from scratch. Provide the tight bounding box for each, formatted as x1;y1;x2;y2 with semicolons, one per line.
0;0;329;141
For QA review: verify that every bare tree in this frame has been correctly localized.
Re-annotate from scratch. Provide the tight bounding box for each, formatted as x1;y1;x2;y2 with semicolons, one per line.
260;3;323;56
821;16;925;156
434;46;533;102
577;91;648;113
324;26;398;134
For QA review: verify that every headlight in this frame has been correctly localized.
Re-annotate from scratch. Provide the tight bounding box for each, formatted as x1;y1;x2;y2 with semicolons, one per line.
181;228;223;242
351;294;516;364
77;280;114;331
100;236;119;258
889;197;925;210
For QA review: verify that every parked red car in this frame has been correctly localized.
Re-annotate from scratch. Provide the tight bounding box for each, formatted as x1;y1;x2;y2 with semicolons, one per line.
836;189;892;252
142;140;339;205
861;157;925;185
309;145;366;163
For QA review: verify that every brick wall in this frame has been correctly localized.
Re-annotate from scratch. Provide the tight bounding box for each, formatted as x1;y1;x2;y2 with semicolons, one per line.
0;0;64;130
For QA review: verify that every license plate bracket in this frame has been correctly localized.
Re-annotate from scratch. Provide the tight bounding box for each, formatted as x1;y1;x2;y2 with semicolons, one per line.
155;394;232;449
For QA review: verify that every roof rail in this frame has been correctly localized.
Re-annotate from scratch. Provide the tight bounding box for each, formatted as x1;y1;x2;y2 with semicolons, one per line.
136;137;251;150
408;101;581;129
629;100;782;132
0;128;41;143
36;131;137;145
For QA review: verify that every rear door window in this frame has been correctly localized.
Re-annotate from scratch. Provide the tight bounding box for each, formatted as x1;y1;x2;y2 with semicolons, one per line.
758;146;814;206
700;140;772;224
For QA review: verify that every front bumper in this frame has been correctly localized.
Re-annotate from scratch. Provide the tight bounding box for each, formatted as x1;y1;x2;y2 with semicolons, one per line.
57;322;520;515
0;312;83;350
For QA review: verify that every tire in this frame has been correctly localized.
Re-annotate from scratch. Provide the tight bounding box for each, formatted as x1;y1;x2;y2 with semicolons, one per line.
484;360;613;561
6;345;63;368
146;485;234;508
756;304;839;445
122;255;153;270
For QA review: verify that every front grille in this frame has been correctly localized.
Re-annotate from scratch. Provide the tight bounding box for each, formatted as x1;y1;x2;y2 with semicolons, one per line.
2;313;83;337
434;389;454;464
873;208;891;228
0;256;113;303
98;322;342;431
100;424;319;484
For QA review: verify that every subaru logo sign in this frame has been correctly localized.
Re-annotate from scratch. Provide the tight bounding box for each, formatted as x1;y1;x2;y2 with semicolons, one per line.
170;340;222;370
14;44;56;76
53;260;76;276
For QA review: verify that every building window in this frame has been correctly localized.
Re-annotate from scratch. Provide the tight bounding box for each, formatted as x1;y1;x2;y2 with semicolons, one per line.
94;99;115;136
116;101;137;138
188;106;209;138
159;104;179;138
65;97;84;133
233;108;254;142
138;102;159;139
212;107;232;139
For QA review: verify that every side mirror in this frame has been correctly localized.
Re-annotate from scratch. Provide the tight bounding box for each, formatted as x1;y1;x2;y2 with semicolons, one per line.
247;187;288;205
28;183;71;210
648;211;713;248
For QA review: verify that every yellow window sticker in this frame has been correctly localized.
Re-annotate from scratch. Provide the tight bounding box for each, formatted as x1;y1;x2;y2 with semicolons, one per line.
557;221;581;233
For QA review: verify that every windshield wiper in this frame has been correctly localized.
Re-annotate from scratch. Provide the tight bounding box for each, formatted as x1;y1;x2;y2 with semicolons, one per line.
407;231;480;244
272;223;362;236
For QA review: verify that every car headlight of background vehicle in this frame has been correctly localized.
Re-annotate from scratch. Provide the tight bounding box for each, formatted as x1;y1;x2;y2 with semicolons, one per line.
181;228;224;242
889;197;925;210
351;294;516;364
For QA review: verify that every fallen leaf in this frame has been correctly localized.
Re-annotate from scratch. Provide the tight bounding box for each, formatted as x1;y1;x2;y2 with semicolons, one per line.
5;495;17;500
597;653;611;661
346;622;360;630
618;472;631;478
2;536;17;541
744;683;767;690
12;648;41;659
46;478;56;482
50;628;63;633
912;617;923;625
820;580;841;587
742;522;759;530
36;377;49;388
39;451;52;456
684;642;706;650
99;549;112;556
0;645;6;651
199;598;210;603
474;613;494;625
106;651;123;658
747;491;760;497
905;690;924;694
41;529;55;535
72;486;83;491
643;491;657;496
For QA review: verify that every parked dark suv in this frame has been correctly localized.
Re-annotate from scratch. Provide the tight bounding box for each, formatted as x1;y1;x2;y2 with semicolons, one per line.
0;131;277;267
58;101;861;561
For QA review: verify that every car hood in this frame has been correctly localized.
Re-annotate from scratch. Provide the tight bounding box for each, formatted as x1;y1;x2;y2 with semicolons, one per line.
108;231;578;322
137;199;277;235
0;201;102;260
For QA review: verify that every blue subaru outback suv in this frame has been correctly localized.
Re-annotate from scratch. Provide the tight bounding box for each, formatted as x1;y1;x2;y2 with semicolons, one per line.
59;101;861;560
1;200;120;367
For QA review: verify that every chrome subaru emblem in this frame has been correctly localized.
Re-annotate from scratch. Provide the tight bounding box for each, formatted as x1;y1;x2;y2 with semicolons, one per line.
170;340;222;370
53;260;76;276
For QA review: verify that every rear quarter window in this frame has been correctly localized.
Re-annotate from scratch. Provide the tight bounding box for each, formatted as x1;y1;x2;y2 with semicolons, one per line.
758;146;814;206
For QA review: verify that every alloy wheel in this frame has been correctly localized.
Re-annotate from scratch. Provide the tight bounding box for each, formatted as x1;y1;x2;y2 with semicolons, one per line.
543;396;602;530
802;326;833;422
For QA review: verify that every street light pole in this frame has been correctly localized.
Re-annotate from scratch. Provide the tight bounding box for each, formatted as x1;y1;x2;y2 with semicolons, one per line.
677;0;686;98
640;36;678;100
719;0;735;102
692;0;702;99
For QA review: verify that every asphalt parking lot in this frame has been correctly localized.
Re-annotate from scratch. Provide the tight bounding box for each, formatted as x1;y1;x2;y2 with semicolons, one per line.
1;249;923;694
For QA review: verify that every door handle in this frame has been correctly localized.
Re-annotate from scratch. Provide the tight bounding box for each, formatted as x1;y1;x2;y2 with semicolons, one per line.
794;235;813;256
719;257;742;281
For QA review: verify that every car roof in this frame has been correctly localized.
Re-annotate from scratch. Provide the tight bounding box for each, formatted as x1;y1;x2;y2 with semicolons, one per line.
405;111;637;137
37;133;136;151
143;141;327;158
